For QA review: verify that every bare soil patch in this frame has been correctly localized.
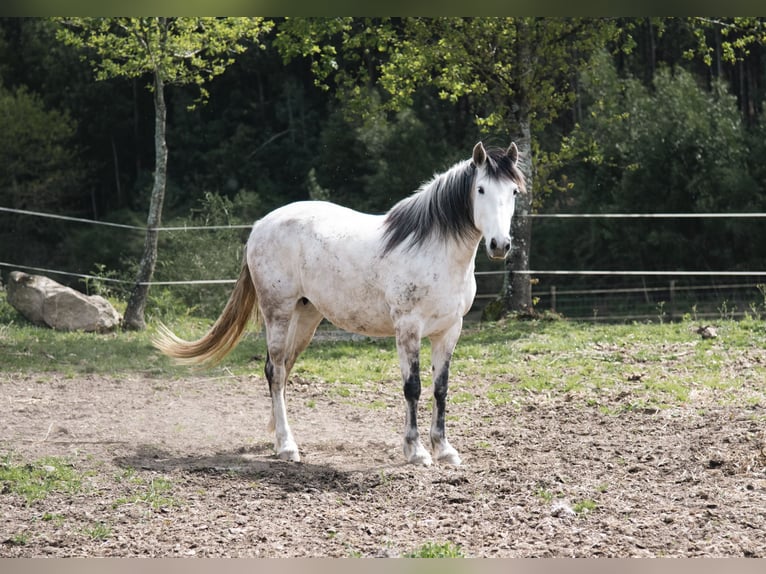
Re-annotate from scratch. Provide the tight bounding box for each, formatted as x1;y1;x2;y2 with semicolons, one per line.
2;366;766;557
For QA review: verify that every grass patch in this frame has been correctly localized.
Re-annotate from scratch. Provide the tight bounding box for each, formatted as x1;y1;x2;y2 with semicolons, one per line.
41;512;66;525
7;532;30;546
487;382;515;405
112;475;179;510
405;541;465;558
450;391;475;404
537;488;556;503
83;522;112;541
0;454;82;505
293;337;399;385
3;289;766;412
572;499;598;515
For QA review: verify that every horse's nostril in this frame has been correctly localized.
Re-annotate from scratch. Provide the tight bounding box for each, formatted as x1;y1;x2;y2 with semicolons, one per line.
504;241;511;253
490;238;497;250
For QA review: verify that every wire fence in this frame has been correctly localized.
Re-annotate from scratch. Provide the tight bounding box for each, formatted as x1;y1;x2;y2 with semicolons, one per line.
527;279;765;322
2;205;766;323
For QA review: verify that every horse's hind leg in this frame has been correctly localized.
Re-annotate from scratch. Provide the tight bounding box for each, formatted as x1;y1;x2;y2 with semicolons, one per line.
429;321;462;466
264;300;323;462
285;299;323;374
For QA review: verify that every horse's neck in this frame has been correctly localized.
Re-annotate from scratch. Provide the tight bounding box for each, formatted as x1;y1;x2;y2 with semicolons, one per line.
440;233;482;276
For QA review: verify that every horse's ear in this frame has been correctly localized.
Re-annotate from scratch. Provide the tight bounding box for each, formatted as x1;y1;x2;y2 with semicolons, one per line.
507;142;519;166
472;142;487;167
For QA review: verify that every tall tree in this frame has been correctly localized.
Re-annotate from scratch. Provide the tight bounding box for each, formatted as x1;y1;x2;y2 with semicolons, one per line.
56;17;273;330
276;17;619;315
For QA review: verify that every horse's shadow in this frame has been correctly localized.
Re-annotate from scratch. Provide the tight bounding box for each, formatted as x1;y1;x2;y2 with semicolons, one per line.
113;443;391;494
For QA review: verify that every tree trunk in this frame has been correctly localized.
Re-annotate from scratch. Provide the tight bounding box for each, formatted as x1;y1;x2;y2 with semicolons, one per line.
503;116;534;316
502;17;535;317
123;70;168;330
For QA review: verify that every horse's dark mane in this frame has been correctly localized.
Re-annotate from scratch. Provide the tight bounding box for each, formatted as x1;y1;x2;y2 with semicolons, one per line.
381;147;524;255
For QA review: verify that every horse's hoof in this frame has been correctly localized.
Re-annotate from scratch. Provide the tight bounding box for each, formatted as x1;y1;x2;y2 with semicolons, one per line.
408;453;433;466
432;440;462;466
404;440;433;466
406;447;433;466
437;451;462;466
276;447;300;462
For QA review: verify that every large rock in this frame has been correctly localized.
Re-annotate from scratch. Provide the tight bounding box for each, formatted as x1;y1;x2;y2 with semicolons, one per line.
6;271;121;332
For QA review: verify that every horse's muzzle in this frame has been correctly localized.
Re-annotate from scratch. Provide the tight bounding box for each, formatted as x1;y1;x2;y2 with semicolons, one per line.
487;237;511;260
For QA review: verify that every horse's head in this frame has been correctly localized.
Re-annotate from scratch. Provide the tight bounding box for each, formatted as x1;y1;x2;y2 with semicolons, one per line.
471;141;525;261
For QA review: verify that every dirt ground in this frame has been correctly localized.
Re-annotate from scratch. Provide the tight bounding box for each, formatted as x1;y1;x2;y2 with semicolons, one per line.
2;358;766;558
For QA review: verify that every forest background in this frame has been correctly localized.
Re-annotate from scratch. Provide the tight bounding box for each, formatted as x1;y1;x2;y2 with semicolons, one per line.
1;17;765;324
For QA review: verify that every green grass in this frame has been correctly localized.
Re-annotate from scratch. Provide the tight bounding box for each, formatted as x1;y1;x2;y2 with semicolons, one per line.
0;454;82;504
3;290;766;412
83;522;112;541
405;541;465;558
536;488;555;503
112;474;179;510
7;532;30;546
42;512;66;525
572;499;598;515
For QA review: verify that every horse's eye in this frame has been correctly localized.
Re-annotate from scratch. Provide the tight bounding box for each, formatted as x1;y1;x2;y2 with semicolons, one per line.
513;187;519;196
478;186;485;195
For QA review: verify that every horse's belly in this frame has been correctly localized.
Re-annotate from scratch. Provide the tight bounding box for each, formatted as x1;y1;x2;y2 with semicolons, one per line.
309;286;394;337
327;310;395;338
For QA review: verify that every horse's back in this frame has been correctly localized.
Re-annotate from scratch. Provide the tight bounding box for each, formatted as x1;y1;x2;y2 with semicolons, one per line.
248;200;382;258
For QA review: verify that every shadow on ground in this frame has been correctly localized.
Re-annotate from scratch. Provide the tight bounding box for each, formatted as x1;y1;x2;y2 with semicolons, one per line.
112;442;398;494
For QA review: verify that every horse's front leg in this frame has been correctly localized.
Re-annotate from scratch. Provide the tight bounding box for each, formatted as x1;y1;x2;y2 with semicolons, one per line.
395;323;432;466
429;321;463;466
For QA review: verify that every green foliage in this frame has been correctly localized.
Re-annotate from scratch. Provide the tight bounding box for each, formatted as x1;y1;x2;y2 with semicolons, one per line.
0;85;83;211
151;190;258;319
8;532;30;546
55;17;273;103
539;49;765;276
278;17;618;141
0;82;87;274
312;101;460;213
274;18;354;91
681;17;766;66
81;263;124;299
53;17;275;329
537;488;556;503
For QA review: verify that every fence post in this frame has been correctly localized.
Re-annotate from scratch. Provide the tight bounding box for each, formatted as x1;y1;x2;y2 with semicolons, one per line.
669;280;676;322
550;285;557;314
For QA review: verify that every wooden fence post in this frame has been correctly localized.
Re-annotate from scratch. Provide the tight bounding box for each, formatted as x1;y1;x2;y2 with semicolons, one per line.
551;285;557;314
669;280;676;322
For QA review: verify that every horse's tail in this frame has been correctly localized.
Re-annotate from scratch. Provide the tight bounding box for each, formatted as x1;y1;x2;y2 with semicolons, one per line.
152;256;260;366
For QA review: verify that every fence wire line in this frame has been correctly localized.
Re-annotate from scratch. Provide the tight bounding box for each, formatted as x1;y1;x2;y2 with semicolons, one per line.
0;262;235;286
2;205;765;286
0;206;252;232
4;205;766;234
529;212;766;219
533;281;764;297
495;270;766;277
3;261;765;289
